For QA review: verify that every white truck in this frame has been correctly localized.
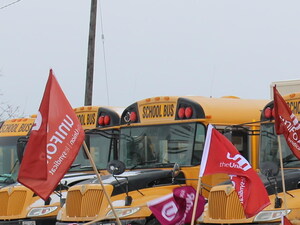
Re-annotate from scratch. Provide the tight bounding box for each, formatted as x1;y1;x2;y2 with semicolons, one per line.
270;79;300;98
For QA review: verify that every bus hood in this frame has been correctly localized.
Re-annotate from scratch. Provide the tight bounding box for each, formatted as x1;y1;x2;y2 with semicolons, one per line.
76;169;185;196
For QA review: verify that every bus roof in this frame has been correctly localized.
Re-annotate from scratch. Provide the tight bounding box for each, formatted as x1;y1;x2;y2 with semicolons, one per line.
121;95;269;126
0;118;35;137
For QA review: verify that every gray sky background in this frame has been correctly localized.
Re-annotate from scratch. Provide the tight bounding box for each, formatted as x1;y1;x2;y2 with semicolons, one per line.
1;0;300;117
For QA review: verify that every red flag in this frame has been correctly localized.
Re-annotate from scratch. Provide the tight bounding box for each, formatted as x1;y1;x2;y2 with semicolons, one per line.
273;86;300;160
282;216;293;225
17;69;85;200
199;124;270;218
147;186;205;225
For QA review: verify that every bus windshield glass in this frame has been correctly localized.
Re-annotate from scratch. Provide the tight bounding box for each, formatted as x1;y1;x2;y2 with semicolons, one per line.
69;132;116;172
260;122;300;168
0;136;20;185
119;122;205;168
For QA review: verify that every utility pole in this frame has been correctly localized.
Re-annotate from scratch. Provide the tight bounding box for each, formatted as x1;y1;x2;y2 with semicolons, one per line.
84;0;97;106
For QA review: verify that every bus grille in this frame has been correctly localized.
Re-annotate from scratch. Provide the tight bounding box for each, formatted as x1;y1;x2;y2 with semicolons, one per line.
66;188;104;217
0;190;27;216
208;188;245;219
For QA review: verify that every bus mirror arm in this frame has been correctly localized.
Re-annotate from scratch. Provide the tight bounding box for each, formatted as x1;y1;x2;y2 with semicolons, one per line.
261;162;282;208
172;163;181;183
107;160;139;206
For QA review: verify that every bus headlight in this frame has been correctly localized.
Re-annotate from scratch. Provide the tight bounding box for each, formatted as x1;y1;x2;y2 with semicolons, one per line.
106;207;140;219
254;209;291;222
27;206;58;217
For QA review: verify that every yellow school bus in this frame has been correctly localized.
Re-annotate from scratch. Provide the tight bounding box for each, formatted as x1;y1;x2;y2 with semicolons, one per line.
56;95;268;225
0;106;123;225
0;117;35;188
203;92;300;225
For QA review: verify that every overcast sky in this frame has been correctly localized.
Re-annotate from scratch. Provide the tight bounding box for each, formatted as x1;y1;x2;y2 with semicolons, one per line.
1;0;300;117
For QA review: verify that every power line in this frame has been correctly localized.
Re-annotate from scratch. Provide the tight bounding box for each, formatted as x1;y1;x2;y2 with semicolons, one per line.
98;0;110;105
0;0;22;10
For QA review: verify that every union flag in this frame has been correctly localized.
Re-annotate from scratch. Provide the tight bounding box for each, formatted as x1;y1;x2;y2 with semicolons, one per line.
199;124;270;218
18;69;85;200
273;86;300;160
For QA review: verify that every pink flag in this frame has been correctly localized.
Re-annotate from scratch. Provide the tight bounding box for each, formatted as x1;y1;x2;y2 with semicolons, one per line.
273;86;300;160
199;124;270;218
147;186;205;225
18;69;85;200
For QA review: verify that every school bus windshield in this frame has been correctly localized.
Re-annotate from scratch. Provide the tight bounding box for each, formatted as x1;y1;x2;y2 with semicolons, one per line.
119;122;205;168
259;122;300;168
0;136;20;184
69;132;116;172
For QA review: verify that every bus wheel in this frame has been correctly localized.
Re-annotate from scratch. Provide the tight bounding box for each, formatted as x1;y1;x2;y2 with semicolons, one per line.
146;218;160;225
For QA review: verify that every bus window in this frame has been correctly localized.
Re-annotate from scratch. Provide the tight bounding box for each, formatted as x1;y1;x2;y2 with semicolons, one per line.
223;126;250;161
192;123;205;165
0;136;21;184
69;131;118;171
120;123;206;168
260;122;300;168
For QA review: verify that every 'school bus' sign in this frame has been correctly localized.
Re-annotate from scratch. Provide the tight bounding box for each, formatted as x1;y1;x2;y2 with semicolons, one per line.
286;97;300;117
0;119;34;136
141;103;175;120
75;107;98;128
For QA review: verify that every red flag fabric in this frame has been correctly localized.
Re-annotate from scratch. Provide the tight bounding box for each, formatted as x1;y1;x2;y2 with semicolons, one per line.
147;186;205;225
273;86;300;160
199;124;270;218
18;69;85;200
282;216;293;225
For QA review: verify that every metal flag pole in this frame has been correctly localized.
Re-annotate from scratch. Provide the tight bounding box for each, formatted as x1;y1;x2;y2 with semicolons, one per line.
82;141;121;225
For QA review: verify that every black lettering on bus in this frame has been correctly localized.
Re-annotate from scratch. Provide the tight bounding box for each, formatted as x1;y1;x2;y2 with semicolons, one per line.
288;101;300;116
142;105;163;118
0;124;18;133
87;114;95;125
18;123;33;132
163;104;174;117
77;114;86;125
143;107;147;118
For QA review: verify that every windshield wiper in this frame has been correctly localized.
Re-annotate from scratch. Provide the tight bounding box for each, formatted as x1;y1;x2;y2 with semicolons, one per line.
0;174;15;184
70;164;100;171
154;162;175;167
282;154;298;165
80;165;93;169
70;163;81;168
130;159;158;170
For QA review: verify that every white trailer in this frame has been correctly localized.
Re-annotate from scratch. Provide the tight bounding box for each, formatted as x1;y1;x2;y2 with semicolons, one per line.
270;79;300;98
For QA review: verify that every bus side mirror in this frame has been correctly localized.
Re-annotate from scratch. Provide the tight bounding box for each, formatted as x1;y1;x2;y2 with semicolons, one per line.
260;161;279;177
107;160;126;175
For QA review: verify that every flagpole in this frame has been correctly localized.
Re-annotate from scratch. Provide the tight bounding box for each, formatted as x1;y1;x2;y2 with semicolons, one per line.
277;136;288;213
191;177;202;225
82;141;121;225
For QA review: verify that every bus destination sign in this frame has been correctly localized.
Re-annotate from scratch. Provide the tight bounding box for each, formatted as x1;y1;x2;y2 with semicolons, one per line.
141;103;175;120
287;99;300;117
0;120;34;136
76;112;97;128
